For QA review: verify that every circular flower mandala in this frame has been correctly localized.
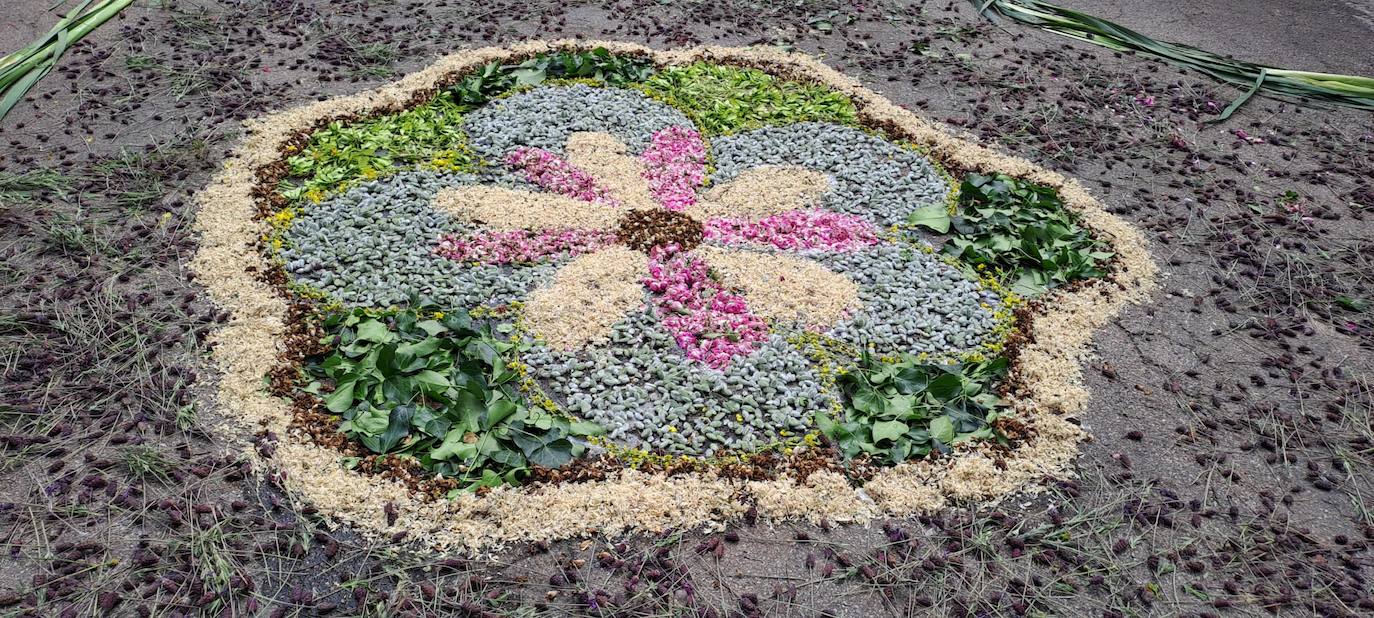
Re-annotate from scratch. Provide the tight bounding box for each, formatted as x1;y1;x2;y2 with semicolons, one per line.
438;125;866;365
194;42;1156;551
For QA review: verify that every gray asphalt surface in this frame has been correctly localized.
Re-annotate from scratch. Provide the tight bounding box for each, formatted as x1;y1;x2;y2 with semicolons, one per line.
8;1;1374;77
1053;0;1374;75
5;1;1374;77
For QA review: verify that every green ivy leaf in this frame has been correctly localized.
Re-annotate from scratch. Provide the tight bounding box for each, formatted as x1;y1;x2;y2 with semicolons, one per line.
396;337;441;359
926;373;963;401
324;380;357;413
411;407;451;438
569;420;606;436
430;429;475;461
814;410;843;440
928;416;955;444
343;405;389;439
907;204;951;233
871;420;909;443
892;366;929;395
483;398;519;430
412;369;450;395
373;405;415;453
355;319;395;344
528;438;574;468
416;319;448;336
851;387;888;416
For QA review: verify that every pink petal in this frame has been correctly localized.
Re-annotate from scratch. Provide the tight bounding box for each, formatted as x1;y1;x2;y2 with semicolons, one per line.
642;246;768;370
435;228;617;265
505;147;621;206
639;126;707;212
703;209;881;252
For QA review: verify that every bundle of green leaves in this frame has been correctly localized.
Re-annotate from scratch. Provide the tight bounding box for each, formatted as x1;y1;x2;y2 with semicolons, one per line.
302;305;602;493
818;351;1007;466
447;48;655;108
909;173;1114;295
638;62;860;135
279;91;475;203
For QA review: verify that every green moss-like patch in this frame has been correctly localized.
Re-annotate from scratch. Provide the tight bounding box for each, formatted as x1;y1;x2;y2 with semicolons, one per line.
279;91;478;204
639;62;860;135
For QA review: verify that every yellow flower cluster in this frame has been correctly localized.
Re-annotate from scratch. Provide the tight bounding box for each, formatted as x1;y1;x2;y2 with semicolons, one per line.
592;437;704;469
786;331;853;416
966;267;1024;359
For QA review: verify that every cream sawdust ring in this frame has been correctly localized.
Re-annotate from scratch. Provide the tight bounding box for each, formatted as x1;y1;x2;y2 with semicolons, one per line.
192;42;1156;551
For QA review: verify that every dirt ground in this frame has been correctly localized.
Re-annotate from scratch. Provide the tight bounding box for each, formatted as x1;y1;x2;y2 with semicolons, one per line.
2;0;1374;616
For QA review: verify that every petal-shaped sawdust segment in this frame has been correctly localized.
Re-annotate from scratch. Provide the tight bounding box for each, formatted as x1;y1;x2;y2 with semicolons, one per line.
694;245;859;329
433;185;620;231
523;246;647;351
688;166;831;221
564;132;661;210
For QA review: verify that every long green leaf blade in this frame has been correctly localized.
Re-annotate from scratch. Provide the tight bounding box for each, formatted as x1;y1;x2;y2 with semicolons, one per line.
970;0;1374;113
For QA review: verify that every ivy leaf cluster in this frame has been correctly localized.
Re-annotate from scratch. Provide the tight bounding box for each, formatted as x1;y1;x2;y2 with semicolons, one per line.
909;173;1114;296
818;351;1008;466
638;62;860;135
447;48;656;109
279;91;476;204
302;304;603;493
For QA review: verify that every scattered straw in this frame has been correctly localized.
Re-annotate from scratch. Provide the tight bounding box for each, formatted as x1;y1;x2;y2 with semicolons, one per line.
688;166;831;221
433;185;620;231
564;132;661;210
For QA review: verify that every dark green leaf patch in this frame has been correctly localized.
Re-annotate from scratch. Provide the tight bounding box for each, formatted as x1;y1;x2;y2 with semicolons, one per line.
303;304;603;494
818;349;1009;466
909;173;1114;296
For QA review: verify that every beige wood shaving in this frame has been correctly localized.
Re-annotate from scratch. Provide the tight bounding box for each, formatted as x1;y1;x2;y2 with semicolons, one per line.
694;245;859;328
521;246;646;350
687;166;831;221
433;185;620;231
564;132;661;210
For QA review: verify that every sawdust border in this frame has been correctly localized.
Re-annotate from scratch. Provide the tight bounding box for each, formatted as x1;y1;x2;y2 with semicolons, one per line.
190;40;1157;553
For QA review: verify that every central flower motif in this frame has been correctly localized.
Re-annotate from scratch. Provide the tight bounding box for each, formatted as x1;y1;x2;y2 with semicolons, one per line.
616;208;703;252
434;125;881;369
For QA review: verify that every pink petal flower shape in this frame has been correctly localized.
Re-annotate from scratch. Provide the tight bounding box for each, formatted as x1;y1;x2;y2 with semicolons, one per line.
505;147;621;205
639;126;707;212
435;228;617;265
437;129;862;370
704;208;880;253
643;244;769;369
